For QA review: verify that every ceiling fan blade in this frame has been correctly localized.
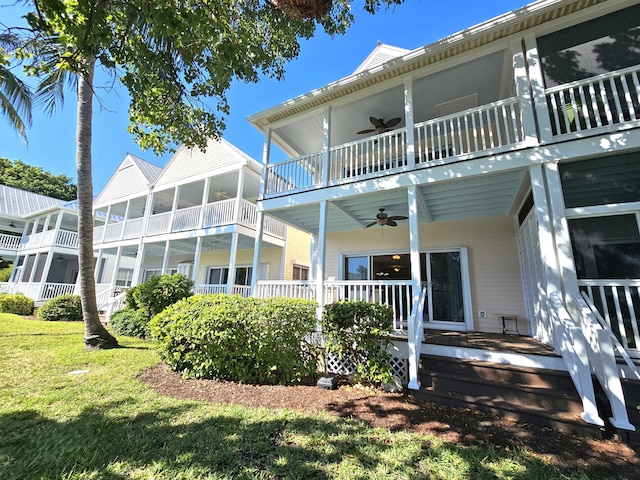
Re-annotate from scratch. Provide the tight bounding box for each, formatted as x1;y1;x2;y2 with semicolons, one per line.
369;116;383;127
357;129;375;134
389;215;408;221
366;221;378;228
384;117;402;128
387;219;398;227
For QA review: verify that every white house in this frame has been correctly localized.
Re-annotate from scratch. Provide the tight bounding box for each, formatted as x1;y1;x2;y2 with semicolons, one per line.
0;184;79;303
92;139;310;314
248;0;640;434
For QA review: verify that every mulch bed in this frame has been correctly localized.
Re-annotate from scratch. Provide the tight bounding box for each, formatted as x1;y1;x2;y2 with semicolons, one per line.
141;364;640;478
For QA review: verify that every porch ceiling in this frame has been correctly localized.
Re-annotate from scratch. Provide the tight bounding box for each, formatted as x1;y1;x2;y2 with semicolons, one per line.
266;169;527;235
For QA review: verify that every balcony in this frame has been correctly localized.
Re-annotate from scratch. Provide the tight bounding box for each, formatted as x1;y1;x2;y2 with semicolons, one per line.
0;234;20;252
263;65;640;198
95;199;286;243
19;229;79;251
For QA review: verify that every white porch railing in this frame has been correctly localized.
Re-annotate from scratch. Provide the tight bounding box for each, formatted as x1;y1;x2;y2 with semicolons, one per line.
328;128;408;182
203;198;236;227
20;229;78;250
546;64;640;137
578;279;640;357
265;152;323;196
193;284;252;297
41;283;76;300
254;280;414;331
0;282;12;293
0;233;20;251
573;292;636;431
415;97;522;166
545;290;604;427
123;218;144;239
103;223;124;242
147;211;172;235
173;205;201;232
96;285;129;320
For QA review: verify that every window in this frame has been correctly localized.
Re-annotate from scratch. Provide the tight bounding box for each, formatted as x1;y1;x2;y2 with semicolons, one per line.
292;265;309;281
116;268;134;287
569;215;640;279
207;266;252;285
345;256;368;280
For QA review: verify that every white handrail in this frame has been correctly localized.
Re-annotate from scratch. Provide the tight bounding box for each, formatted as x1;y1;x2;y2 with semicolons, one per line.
573;291;635;431
545;290;604;427
408;287;427;390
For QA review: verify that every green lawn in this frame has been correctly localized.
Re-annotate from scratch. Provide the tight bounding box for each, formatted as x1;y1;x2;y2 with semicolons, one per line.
0;314;630;479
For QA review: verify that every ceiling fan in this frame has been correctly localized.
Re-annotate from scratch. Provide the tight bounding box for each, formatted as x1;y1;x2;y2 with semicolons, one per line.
357;116;402;135
214;188;230;200
366;208;408;228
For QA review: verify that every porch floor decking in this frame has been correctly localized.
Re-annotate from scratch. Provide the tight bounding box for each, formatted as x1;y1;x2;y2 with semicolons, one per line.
423;330;557;356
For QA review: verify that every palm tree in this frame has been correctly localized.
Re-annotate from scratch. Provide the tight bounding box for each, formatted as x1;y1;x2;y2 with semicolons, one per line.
0;34;32;144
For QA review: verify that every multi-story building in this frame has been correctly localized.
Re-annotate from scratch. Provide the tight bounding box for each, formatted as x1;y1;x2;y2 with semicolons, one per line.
248;0;640;433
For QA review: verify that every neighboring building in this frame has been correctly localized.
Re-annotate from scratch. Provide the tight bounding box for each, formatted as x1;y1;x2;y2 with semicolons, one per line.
248;0;640;433
91;140;309;314
0;184;79;303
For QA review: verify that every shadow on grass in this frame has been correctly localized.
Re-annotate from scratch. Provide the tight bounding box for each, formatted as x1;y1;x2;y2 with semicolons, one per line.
0;401;568;480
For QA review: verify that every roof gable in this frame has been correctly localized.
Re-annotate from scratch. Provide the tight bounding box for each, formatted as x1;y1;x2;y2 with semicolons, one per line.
153;137;260;189
95;154;162;205
353;43;410;74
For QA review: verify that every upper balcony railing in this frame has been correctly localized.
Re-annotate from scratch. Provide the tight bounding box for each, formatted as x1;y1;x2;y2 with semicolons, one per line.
264;97;524;198
264;65;640;198
19;229;79;251
94;198;287;244
545;64;640;137
0;234;20;252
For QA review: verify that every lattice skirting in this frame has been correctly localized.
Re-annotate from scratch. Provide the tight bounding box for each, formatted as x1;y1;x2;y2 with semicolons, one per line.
324;352;409;385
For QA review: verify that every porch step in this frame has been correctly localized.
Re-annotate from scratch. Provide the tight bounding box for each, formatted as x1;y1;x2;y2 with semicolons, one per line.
412;355;604;437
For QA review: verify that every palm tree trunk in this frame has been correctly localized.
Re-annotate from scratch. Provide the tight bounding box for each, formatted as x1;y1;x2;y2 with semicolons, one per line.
76;57;118;349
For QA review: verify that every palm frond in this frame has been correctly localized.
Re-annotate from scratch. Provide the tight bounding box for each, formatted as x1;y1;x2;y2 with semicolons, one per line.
0;64;33;144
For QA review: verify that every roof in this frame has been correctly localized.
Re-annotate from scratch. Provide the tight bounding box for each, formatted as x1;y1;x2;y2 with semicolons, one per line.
0;184;64;218
248;0;617;129
353;43;410;74
129;154;163;183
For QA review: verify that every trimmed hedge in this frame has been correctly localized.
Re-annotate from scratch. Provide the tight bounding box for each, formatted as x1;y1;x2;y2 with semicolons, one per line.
0;293;34;315
109;308;149;338
36;294;83;321
150;294;319;385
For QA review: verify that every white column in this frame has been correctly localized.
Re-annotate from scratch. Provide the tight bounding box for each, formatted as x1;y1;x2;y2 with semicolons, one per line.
192;237;203;283
109;246;123;289
315;200;328;311
101;205;111;243
523;34;554;143
199;177;211;229
168;186;180;233
161;240;171;274
227;232;239;294
234;169;246;224
320;106;331;187
93;248;104;282
36;251;56;301
511;38;539;146
52;211;63;245
407;185;422;390
251;126;271;295
404;77;416;170
120;199;131;240
132;244;146;286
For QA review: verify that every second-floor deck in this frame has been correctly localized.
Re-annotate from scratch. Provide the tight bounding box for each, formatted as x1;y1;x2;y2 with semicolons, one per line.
264;65;640;198
94;198;286;245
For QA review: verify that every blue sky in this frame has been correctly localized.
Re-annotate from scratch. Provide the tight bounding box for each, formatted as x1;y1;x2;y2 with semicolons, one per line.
1;0;528;192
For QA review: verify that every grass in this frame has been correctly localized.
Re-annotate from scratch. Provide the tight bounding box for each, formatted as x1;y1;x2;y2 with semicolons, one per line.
0;313;631;479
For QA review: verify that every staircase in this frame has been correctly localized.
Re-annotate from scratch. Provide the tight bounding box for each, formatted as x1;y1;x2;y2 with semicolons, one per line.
412;354;607;437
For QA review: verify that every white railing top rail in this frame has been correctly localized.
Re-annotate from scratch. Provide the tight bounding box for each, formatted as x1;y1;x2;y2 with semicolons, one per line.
579;291;640;381
545;290;604;427
413;97;520;129
328;127;406;152
578;279;640;287
545;64;640;94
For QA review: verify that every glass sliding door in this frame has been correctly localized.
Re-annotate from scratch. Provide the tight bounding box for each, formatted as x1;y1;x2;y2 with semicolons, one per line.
421;249;471;330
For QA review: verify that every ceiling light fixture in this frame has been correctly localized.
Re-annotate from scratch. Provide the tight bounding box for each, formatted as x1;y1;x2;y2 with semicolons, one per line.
392;254;401;260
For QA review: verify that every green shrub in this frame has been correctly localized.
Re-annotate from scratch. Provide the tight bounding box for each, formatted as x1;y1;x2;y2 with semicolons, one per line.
321;301;394;385
36;294;83;321
0;265;12;282
133;273;194;321
150;294;318;384
109;307;149;338
0;293;34;315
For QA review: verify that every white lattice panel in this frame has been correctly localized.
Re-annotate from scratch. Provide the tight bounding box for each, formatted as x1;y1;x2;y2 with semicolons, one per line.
325;353;409;385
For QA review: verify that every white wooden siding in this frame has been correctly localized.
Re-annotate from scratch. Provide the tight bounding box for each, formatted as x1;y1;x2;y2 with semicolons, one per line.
96;159;151;204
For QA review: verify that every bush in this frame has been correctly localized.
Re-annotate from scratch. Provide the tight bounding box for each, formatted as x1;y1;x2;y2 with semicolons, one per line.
109;308;150;338
36;294;83;321
0;265;12;282
321;301;394;385
132;273;194;321
0;293;34;315
150;294;318;384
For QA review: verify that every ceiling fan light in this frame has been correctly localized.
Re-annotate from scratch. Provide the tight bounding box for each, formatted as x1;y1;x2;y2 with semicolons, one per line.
392;254;401;260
